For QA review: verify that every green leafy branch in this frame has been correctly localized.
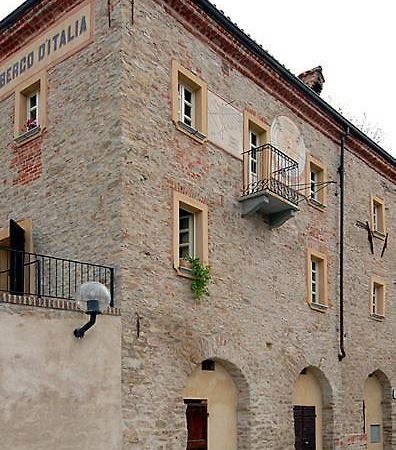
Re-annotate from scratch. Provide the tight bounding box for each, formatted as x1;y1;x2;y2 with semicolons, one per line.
187;256;211;300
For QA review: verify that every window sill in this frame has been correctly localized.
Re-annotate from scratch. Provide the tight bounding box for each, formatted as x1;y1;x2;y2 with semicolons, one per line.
14;126;42;146
309;302;328;313
176;121;207;143
370;313;385;322
372;230;386;240
308;199;326;211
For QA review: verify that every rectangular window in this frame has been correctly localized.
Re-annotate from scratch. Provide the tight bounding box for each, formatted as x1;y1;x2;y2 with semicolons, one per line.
178;84;195;129
27;91;39;129
172;61;208;140
370;278;385;318
179;208;195;260
370;424;381;444
307;156;327;208
14;72;47;143
371;196;386;236
173;191;208;275
307;249;328;309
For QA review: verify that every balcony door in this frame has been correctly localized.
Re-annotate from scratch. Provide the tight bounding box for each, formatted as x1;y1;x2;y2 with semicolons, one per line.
185;399;207;450
248;130;261;192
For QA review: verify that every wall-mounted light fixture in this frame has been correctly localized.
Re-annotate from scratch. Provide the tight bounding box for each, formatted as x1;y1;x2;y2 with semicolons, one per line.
74;281;111;338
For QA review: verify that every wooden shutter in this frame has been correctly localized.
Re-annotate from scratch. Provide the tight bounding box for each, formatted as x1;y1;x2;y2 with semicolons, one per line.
9;219;25;294
185;400;208;450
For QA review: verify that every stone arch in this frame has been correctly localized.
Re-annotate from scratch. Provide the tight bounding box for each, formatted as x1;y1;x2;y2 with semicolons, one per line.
364;369;392;450
292;366;334;450
182;356;251;450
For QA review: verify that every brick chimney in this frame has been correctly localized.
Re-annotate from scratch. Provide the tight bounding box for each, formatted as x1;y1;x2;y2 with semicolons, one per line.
298;66;325;95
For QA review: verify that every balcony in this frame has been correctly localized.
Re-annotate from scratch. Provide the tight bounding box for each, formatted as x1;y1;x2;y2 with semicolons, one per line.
0;248;114;307
240;143;300;227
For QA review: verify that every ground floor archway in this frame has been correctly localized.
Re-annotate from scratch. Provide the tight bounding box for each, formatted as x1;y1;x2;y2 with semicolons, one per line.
182;359;241;450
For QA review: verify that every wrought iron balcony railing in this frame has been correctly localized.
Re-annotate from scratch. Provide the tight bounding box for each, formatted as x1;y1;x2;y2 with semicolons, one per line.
242;143;299;205
0;248;114;307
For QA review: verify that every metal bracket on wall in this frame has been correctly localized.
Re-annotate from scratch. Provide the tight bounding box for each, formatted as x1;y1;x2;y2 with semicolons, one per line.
381;233;388;258
107;0;112;27
365;221;374;255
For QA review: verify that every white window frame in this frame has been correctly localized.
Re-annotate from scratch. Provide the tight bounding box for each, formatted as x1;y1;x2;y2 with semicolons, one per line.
178;83;195;129
178;208;196;260
311;259;319;304
373;203;379;232
310;169;318;201
27;90;39;126
249;129;260;188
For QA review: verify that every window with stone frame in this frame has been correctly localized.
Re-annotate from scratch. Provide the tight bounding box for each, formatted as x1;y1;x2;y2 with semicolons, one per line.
172;61;208;141
370;277;385;318
371;195;386;237
307;249;328;310
173;191;208;275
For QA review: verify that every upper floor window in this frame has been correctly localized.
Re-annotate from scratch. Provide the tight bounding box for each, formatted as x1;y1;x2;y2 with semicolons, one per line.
27;91;40;130
371;195;386;237
307;156;327;209
173;191;208;276
178;84;195;129
179;208;195;260
307;249;328;311
14;71;47;144
370;277;385;319
172;61;208;141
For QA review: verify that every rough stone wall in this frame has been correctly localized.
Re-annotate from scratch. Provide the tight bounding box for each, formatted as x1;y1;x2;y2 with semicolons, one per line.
118;0;395;449
0;0;124;272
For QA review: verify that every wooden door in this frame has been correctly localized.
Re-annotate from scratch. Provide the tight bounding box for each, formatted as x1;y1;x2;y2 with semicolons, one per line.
185;400;207;450
9;219;25;294
294;405;316;450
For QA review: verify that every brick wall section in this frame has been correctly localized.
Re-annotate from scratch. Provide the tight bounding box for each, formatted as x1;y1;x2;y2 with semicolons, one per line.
11;135;43;185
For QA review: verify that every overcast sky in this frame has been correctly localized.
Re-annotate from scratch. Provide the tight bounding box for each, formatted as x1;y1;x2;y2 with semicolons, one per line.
1;0;395;156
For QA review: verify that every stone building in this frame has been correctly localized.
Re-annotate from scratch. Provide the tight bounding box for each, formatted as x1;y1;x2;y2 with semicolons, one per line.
0;0;395;449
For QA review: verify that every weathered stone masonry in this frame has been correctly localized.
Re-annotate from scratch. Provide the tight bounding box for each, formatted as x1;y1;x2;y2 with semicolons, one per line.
0;0;395;449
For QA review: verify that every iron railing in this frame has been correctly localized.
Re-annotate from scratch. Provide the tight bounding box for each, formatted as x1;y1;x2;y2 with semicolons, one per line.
242;143;299;205
0;248;114;306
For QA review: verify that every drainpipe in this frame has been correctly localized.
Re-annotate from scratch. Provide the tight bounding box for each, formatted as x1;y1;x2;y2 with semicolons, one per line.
338;128;349;361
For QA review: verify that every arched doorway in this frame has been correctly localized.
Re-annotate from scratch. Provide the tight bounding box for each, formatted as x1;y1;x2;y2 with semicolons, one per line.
182;359;238;450
363;372;388;450
292;367;333;450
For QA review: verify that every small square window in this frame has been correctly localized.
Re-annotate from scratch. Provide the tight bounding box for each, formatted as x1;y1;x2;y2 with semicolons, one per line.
172;61;208;141
307;249;328;309
371;196;386;237
370;424;381;443
307;156;327;208
173;191;208;275
370;278;385;318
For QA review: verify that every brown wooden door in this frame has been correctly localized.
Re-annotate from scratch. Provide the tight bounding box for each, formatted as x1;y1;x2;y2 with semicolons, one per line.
294;405;316;450
185;400;207;450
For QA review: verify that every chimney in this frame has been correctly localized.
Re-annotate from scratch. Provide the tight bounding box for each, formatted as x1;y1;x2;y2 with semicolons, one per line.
298;66;325;95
